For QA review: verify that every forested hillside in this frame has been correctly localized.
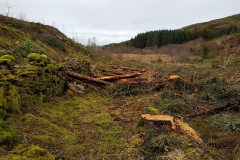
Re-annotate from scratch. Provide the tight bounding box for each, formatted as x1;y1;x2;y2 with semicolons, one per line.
130;14;240;49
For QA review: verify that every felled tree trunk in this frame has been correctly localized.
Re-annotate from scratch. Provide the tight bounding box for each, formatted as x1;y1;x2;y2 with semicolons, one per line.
66;70;113;86
96;72;142;81
101;68;126;75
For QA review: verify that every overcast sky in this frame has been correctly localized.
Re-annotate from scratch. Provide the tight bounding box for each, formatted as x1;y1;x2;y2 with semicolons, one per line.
2;0;240;46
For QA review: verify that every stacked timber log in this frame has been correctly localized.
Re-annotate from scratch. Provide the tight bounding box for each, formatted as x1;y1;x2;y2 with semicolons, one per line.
66;64;167;92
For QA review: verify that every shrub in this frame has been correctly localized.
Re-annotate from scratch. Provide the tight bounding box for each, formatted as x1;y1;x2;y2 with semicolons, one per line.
202;45;216;59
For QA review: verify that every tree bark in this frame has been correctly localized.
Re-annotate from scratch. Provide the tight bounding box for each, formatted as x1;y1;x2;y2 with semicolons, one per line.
101;68;126;75
66;70;113;86
96;72;142;81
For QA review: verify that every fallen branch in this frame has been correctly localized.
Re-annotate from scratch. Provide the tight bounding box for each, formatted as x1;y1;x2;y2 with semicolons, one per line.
149;82;168;92
96;72;142;81
101;68;126;75
83;81;107;89
102;72;117;76
66;70;113;86
187;101;240;118
118;78;148;82
196;106;210;111
92;74;104;78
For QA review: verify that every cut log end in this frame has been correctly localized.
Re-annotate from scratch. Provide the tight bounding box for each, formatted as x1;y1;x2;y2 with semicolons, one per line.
141;114;176;130
169;75;181;82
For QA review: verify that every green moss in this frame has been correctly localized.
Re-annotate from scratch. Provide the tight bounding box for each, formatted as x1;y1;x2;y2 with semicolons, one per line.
5;85;20;113
129;138;143;148
144;107;159;114
0;26;26;41
134;118;145;128
23;145;47;158
0;123;20;147
0;87;7;110
16;69;24;75
2;144;55;160
0;58;13;66
43;63;62;73
0;38;12;48
21;114;76;142
186;148;203;160
0;109;6;122
27;53;48;66
18;71;37;77
1;74;18;82
0;55;14;61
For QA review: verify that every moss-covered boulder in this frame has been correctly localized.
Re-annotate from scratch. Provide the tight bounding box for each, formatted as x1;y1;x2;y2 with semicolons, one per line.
27;53;49;67
0;53;66;113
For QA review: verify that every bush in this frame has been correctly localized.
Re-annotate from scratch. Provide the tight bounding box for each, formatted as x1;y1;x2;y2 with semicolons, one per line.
202;45;216;59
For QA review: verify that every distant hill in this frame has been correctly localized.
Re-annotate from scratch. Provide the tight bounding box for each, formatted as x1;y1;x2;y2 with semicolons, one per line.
104;13;240;49
181;13;240;32
0;15;90;63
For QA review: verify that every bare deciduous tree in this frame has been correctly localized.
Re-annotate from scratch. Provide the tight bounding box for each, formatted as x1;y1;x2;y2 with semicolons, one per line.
0;0;16;17
18;11;27;21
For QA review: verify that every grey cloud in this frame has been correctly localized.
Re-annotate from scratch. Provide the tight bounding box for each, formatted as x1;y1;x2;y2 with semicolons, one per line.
6;0;240;45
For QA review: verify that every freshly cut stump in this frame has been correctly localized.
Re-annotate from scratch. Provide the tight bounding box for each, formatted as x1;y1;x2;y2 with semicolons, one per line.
168;75;181;82
141;114;176;130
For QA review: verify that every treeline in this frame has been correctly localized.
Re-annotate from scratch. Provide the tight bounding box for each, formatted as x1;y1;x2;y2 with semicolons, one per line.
130;25;239;48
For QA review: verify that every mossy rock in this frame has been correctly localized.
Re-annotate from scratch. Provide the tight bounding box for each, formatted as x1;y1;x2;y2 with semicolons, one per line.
27;53;48;66
27;53;47;62
43;63;66;74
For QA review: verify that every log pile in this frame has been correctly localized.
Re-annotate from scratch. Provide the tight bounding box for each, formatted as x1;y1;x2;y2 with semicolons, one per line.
66;64;167;92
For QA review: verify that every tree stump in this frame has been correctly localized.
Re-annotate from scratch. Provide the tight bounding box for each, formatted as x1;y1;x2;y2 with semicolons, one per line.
141;114;176;130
